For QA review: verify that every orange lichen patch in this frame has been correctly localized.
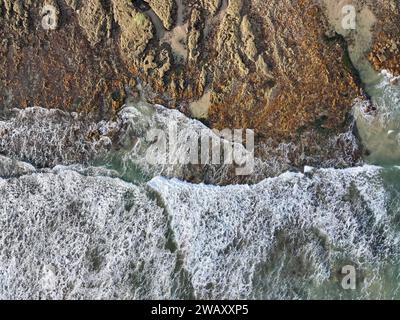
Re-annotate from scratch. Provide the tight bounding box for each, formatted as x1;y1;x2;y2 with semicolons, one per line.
369;32;400;76
208;0;360;141
366;1;400;76
0;1;132;118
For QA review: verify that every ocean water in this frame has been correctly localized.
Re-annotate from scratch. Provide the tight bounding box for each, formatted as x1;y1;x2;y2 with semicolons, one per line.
0;168;177;299
1;67;400;299
1;157;400;299
355;70;400;164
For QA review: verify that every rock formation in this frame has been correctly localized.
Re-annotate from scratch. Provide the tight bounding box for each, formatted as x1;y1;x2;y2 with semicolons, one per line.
1;0;399;171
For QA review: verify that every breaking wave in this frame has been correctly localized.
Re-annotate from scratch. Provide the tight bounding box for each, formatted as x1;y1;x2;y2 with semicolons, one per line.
149;166;400;299
0;107;113;168
0;95;400;299
0;156;399;299
0;167;176;299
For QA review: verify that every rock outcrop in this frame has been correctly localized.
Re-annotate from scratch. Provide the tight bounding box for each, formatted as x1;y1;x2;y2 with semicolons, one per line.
1;0;399;170
367;0;400;76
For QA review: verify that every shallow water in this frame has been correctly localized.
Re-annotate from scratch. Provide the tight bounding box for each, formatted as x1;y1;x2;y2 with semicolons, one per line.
354;70;400;165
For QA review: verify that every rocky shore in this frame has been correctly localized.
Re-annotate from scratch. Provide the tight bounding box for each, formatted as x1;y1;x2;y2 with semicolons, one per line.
1;0;399;174
2;1;400;300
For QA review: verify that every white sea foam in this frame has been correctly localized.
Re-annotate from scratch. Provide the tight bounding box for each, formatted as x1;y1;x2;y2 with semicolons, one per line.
0;107;113;168
0;154;36;178
0;101;399;299
0;167;176;300
354;70;400;163
114;102;261;184
0;103;362;185
148;165;400;299
0;155;399;299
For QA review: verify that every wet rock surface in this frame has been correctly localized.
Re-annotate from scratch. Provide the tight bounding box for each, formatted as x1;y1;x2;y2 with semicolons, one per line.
366;0;400;76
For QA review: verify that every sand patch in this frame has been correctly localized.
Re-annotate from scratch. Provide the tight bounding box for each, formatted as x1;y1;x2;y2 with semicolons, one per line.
189;91;211;119
163;23;188;60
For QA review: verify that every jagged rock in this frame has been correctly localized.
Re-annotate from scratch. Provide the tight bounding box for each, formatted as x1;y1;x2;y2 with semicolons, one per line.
145;0;175;30
187;8;202;64
1;0;399;169
112;0;154;68
340;0;400;76
65;0;81;11
201;0;223;15
157;48;172;79
76;0;108;47
240;15;257;62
